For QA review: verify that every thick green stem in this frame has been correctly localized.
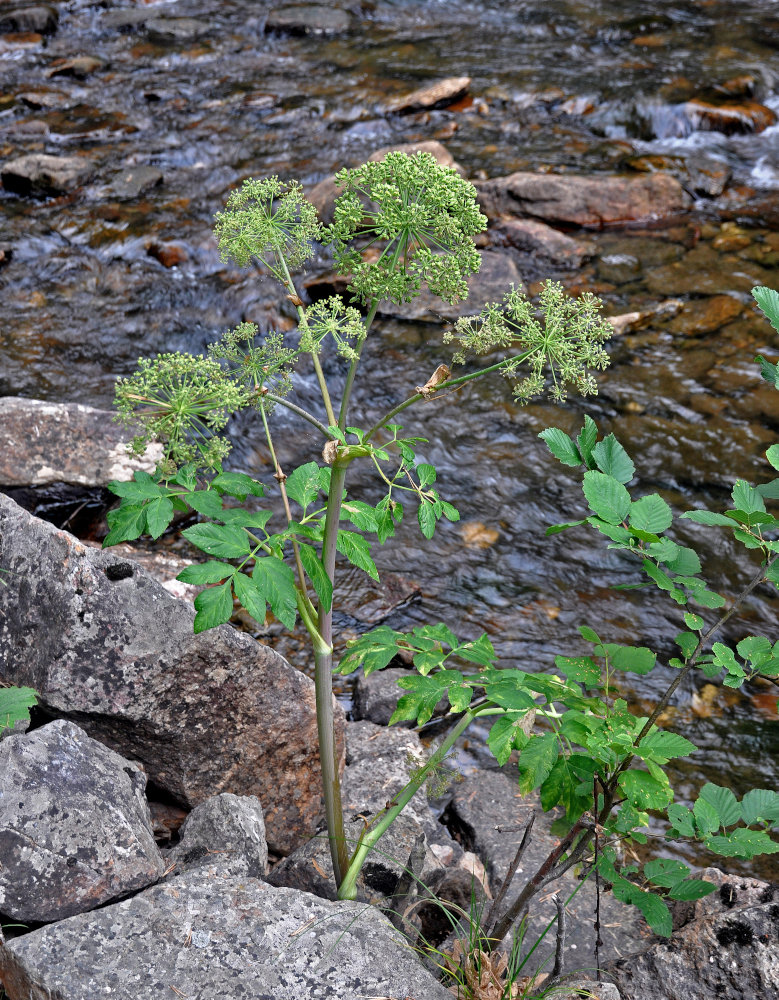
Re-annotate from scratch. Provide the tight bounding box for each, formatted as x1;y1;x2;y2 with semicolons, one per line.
315;461;351;884
337;709;476;901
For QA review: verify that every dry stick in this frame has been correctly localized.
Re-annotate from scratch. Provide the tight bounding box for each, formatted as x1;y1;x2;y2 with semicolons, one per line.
387;831;427;934
483;812;536;939
548;893;567;986
594;778;603;982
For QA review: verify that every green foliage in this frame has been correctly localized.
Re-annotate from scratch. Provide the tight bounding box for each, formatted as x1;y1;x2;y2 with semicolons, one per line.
0;686;38;731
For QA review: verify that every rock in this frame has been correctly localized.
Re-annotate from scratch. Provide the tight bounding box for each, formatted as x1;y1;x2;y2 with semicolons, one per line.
682;98;777;135
0;397;162;488
107;165;164;200
379;250;523;322
147;18;210;42
0;720;164;922
671;867;776;930
306;140;462;225
597;252;641;284
445;770;648;972
0;5;57;35
476;171;688;228
0;868;453;1000
686;155;731;197
386;76;471;114
605;873;779;1000
353;667;413;726
168;794;268;879
146;241;188;267
666;295;743;336
1;154;94;198
490;218;592;267
264;5;352;35
46;56;103;79
0;494;345;854
556;982;622;1000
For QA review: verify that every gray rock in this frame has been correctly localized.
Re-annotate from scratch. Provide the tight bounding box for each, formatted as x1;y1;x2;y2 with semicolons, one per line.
0;720;164;922
686;154;731;197
491;218;593;267
605;894;779;1000
147;18;210;42
353;667;414;726
264;5;352;35
380;250;523;322
0;5;57;35
0;868;453;999
0;494;345;855
476;171;688;228
556;981;622;1000
0;397;162;488
168;793;268;879
446;770;649;972
1;155;94;198
107;166;163;200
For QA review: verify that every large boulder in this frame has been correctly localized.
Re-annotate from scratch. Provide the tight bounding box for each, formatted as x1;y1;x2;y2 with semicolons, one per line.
0;868;454;1000
0;397;161;488
0;720;164;922
475;171;688;228
0;494;345;854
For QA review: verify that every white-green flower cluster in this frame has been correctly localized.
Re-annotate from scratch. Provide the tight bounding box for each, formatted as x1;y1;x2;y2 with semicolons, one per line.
447;281;612;403
327;151;486;305
301;296;366;361
213;176;322;280
115;353;251;470
208;321;298;402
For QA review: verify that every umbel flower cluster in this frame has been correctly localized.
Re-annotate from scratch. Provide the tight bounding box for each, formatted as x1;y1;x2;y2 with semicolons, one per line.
447;281;613;402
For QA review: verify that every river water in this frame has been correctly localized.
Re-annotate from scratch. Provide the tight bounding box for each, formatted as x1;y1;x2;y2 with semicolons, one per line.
1;0;778;875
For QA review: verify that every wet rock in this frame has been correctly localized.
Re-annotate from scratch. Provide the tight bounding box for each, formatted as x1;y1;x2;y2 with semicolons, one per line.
386;76;471;114
605;885;779;1000
0;495;345;854
46;56;103;80
0;397;162;488
146;240;188;267
666;295;743;336
306;140;462;225
490;218;592;267
107;165;163;200
0;869;453;1000
0;5;57;35
476;171;688;228
168;794;268;878
0;720;164;922
446;770;648;972
353;667;414;726
147;18;210;42
380;250;523;322
686;154;731;197
1;153;94;197
264;5;352;35
644;243;772;296
682;98;777;135
597;252;641;284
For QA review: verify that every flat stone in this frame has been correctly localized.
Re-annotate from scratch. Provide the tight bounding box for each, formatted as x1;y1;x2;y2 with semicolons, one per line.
380;250;523;322
0;869;453;1000
666;295;744;336
491;218;592;267
682;98;777;135
0;5;57;35
107;165;164;200
168;793;268;879
386;76;471;114
1;154;94;197
0;720;164;922
46;56;103;80
0;397;162;488
476;171;688;228
265;5;352;35
147;18;210;42
0;495;345;854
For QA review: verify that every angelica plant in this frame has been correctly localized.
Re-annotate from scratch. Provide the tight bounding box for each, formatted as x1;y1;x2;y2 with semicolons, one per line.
106;151;614;899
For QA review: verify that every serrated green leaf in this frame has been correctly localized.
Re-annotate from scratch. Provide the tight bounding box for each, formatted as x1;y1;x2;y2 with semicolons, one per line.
644;858;689;888
631;890;673;937
285;462;321;511
193;581;234;633
440;500;460;522
219;509;273;530
416;463;437;486
588;517;632;543
336;530;379;581
732;480;766;515
337;627;402;676
582;471;631;524
693;796;720;835
546;519;587;536
639;730;697;764
684;612;704;630
341;501;379;532
485;713;527;766
757;477;779;500
211;471;264;499
579;625;601;643
517;732;558;792
681;510;738;527
418;501;437;539
182;523;251;559
391;670;462;726
667;803;695;837
668;879;716;901
706;827;779;859
619;770;673;810
753;287;779;339
577;415;598;466
539;427;582;467
554;655;601;687
643;558;675;592
456;633;496;666
600;643;656;675
107;475;164;501
177;561;235;585
690;588;726;609
172;464;197;490
298;543;332;613
765;444;779;472
144;497;175;539
103;502;147;546
700;783;742;828
185;490;224;519
251;558;297;630
233;571;268;626
666;547;702;576
0;686;38;729
592;434;635;484
629;494;673;534
675;631;698;659
740;788;779;825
